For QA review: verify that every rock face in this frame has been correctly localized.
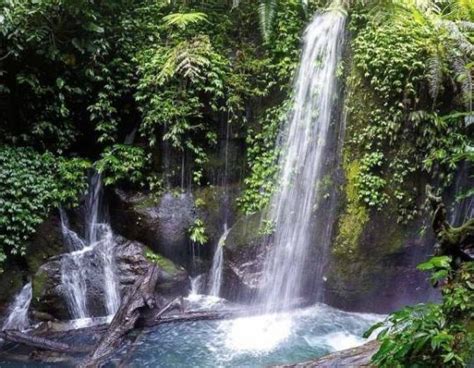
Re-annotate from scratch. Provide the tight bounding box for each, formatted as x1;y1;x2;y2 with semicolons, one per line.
110;190;196;265
326;194;439;313
110;186;240;270
0;213;64;307
31;236;189;321
219;213;267;302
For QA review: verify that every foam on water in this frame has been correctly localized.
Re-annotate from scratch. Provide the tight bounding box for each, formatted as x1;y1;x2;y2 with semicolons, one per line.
109;303;383;368
222;313;293;353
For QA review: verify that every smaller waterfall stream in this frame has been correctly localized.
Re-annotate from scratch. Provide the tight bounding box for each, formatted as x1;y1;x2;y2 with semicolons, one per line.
208;225;230;296
59;173;121;321
1;283;32;331
60;210;89;319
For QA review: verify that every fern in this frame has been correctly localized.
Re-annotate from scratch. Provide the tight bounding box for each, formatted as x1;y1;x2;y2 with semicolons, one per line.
163;12;208;30
157;36;214;84
427;54;444;104
258;0;277;42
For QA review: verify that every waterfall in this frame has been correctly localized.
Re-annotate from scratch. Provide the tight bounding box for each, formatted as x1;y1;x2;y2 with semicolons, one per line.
450;161;474;226
208;225;230;297
2;282;32;331
60;210;89;319
59;173;121;321
190;275;204;297
258;10;346;312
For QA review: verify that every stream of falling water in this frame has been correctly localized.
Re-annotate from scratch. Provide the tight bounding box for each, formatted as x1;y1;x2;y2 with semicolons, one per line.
208;225;230;296
60;173;121;323
225;8;347;353
259;8;346;312
1;283;32;331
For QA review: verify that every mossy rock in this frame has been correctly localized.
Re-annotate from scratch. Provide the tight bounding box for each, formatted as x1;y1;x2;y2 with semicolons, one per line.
0;264;25;306
225;212;265;250
325;60;436;313
25;213;65;273
144;247;184;276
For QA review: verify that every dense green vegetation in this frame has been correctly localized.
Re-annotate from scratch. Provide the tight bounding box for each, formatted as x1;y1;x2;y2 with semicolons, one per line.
366;257;473;367
0;0;315;269
0;0;472;365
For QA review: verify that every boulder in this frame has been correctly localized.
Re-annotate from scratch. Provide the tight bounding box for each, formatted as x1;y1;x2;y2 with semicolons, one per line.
110;186;241;269
110;190;195;265
0;212;64;307
31;236;189;321
325;210;440;313
219;213;267;302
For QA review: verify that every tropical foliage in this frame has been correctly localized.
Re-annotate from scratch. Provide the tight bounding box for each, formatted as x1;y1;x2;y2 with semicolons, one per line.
0;146;89;271
348;0;473;220
366;258;474;367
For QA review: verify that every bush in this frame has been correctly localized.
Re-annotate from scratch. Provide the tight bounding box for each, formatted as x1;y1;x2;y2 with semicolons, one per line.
0;146;89;272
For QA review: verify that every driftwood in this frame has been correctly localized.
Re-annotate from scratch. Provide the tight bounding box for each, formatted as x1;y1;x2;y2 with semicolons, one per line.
426;185;474;266
0;330;88;354
140;309;243;328
79;265;160;368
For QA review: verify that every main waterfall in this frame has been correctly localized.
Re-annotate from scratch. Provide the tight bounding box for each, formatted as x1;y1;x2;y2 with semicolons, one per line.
258;9;346;311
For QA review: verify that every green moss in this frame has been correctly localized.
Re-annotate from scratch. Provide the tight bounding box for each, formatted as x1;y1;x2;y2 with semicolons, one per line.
226;212;264;249
195;186;220;214
134;195;159;210
333;159;369;258
144;248;181;275
32;268;47;302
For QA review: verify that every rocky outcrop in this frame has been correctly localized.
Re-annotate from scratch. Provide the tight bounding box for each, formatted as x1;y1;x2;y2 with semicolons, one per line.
110;190;195;265
31;236;188;321
110;186;241;269
274;340;379;367
219;213;267;302
326;201;439;313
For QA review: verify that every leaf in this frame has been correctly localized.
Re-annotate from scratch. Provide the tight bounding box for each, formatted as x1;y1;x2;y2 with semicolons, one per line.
417;256;451;271
162;12;208;30
363;321;385;338
84;23;104;33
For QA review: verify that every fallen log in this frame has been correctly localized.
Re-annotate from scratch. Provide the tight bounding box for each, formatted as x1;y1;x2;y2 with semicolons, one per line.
0;330;88;354
79;265;160;368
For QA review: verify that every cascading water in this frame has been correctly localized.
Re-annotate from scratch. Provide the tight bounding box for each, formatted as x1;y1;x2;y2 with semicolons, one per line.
60;210;89;319
59;173;121;321
208;225;230;296
450;162;474;226
207;110;233;297
1;283;32;331
258;9;346;312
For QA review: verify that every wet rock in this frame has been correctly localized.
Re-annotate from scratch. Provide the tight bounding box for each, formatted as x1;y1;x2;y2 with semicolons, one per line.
110;190;195;265
31;237;189;321
273;340;379;367
220;213;267;302
0;212;64;306
325;211;439;314
110;186;241;268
